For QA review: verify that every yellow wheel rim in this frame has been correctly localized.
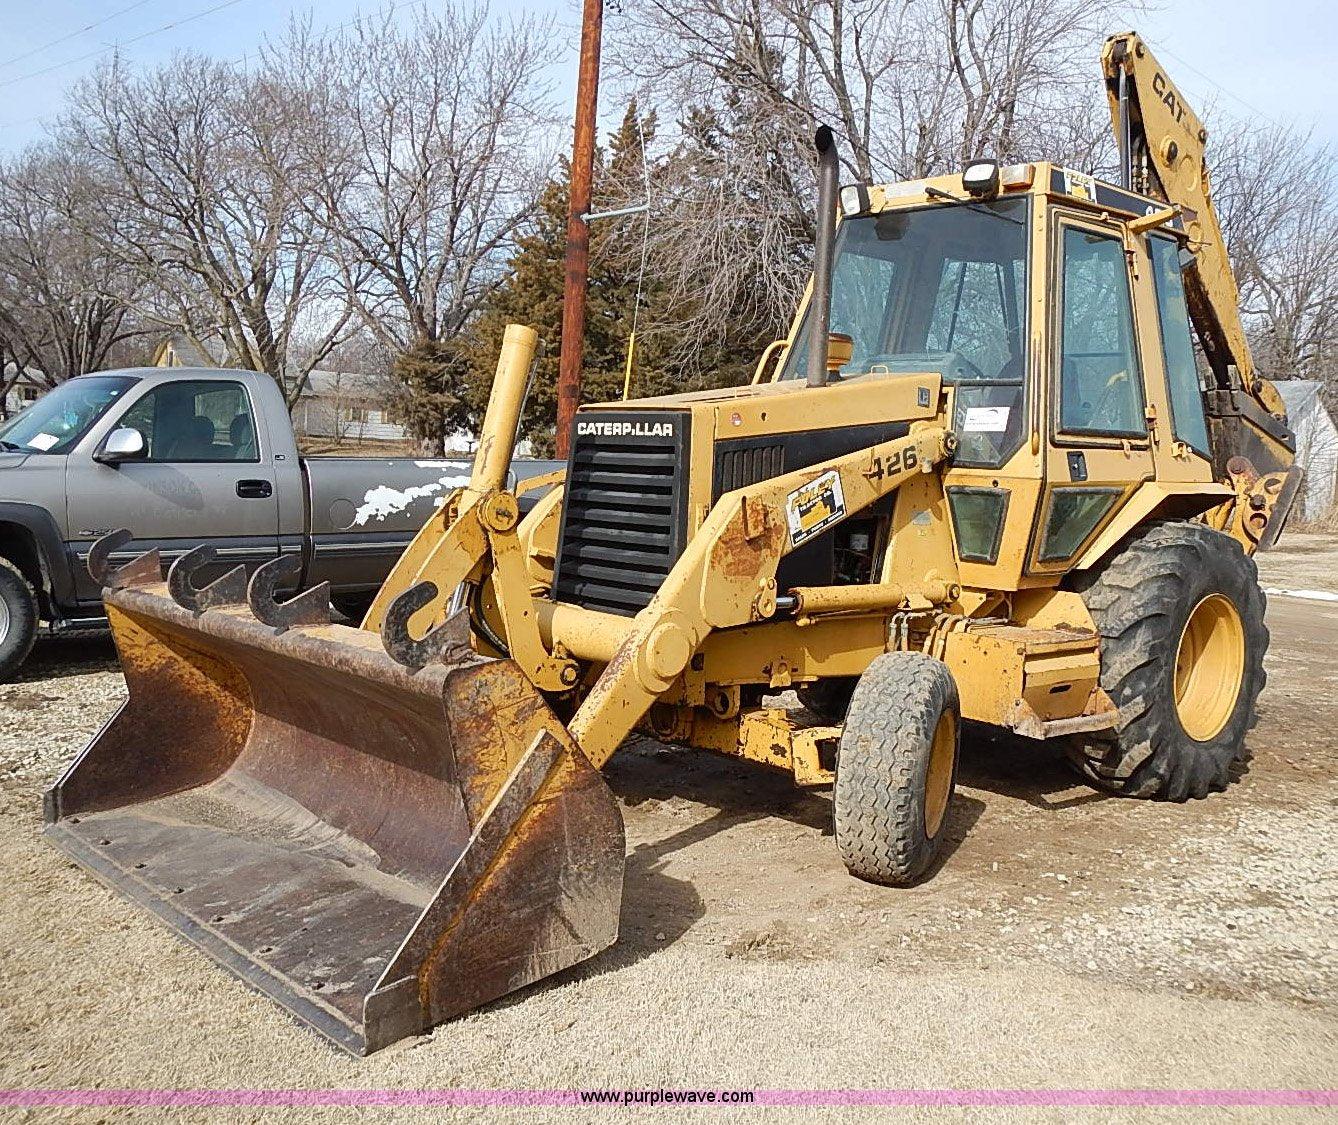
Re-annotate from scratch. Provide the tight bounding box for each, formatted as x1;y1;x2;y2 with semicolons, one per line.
1174;593;1245;742
923;712;957;838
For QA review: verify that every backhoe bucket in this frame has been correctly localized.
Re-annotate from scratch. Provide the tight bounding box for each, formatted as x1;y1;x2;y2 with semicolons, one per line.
44;555;624;1055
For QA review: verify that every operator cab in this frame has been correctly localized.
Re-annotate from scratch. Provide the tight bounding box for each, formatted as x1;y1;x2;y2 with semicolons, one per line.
775;160;1217;580
779;190;1029;469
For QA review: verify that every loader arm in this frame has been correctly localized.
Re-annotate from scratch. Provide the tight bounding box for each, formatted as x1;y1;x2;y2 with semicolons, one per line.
568;423;953;764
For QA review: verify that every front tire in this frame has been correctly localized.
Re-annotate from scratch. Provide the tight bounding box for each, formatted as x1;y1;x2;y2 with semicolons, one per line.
0;559;39;682
1066;521;1267;800
833;652;960;885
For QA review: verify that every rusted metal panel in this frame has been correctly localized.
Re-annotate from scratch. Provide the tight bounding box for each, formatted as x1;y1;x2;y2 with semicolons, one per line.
45;581;624;1055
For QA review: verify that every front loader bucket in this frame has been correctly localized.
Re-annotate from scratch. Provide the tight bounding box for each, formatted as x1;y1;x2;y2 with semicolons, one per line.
44;556;624;1055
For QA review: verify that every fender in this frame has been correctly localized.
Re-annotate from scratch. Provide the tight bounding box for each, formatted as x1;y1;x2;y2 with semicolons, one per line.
1072;481;1235;571
0;502;80;614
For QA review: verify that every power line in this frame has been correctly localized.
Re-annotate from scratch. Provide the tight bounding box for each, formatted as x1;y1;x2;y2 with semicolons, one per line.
0;0;252;91
1154;45;1289;134
0;0;427;134
0;0;162;70
225;0;428;69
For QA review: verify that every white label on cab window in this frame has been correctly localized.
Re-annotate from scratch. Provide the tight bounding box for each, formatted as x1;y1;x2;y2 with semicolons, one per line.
25;433;59;451
962;406;1009;433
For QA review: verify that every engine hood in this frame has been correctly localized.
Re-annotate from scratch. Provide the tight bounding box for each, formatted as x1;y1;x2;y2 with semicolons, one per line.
584;368;946;443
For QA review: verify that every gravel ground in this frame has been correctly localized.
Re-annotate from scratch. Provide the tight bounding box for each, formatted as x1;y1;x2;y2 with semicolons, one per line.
0;539;1334;1122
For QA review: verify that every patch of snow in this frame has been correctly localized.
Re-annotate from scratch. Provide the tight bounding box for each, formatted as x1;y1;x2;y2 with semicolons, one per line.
352;474;472;525
1262;586;1338;603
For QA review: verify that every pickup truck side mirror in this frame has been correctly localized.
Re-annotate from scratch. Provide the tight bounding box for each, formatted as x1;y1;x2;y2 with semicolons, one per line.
95;427;147;465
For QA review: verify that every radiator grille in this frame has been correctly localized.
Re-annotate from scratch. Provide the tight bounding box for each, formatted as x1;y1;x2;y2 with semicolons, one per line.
553;414;690;616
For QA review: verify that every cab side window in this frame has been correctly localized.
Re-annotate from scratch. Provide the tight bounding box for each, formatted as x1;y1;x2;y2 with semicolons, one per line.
1149;235;1211;454
118;381;259;463
1058;228;1146;436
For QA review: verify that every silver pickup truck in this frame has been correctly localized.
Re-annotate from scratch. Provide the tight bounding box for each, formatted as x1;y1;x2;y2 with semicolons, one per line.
0;366;560;679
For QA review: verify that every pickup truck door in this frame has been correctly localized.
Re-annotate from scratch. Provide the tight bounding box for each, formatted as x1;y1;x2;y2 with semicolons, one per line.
66;376;281;601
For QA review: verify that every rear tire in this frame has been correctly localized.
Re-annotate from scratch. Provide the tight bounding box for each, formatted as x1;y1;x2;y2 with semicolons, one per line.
1066;521;1267;800
833;652;960;885
0;558;39;682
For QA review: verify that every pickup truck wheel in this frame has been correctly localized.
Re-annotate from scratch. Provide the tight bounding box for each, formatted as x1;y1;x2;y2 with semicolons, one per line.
1066;521;1267;800
833;652;960;886
0;558;39;682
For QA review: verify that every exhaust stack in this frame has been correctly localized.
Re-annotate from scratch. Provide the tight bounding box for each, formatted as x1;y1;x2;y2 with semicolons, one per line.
807;125;840;389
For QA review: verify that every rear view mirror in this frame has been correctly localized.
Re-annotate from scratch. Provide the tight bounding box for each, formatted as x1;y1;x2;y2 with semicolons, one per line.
95;427;146;464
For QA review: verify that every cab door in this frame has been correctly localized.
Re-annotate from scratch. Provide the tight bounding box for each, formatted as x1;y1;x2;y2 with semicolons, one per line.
65;376;280;601
1031;213;1156;573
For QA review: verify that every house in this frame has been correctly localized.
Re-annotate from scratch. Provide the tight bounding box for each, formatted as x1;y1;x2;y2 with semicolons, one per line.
1;364;48;418
152;335;407;445
1274;379;1338;521
291;369;407;444
152;335;222;369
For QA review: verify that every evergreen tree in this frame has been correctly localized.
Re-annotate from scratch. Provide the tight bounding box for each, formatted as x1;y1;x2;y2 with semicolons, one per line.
390;336;473;455
465;101;664;454
406;98;791;457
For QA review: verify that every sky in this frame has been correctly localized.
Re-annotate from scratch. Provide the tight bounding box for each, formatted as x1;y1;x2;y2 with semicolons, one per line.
0;0;1333;156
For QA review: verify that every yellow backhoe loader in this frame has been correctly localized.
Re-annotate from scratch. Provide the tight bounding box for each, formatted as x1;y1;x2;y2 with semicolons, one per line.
47;33;1299;1053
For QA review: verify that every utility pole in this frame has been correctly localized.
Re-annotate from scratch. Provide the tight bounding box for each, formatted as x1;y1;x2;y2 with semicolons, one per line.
555;0;603;459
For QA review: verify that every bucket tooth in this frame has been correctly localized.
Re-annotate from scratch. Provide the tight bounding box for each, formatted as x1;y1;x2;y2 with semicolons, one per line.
246;555;331;630
381;581;472;671
87;529;161;591
167;546;247;614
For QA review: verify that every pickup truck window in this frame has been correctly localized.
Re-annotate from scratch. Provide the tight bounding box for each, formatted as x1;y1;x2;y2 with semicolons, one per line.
0;375;139;454
118;380;260;463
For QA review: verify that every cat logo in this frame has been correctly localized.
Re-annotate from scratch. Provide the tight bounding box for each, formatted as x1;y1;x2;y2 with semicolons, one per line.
785;470;847;547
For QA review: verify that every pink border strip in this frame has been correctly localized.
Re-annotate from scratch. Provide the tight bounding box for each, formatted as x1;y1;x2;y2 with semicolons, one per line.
0;1090;1332;1107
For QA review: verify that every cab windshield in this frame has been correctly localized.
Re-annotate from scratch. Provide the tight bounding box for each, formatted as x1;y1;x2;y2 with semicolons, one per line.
781;196;1030;466
0;375;139;455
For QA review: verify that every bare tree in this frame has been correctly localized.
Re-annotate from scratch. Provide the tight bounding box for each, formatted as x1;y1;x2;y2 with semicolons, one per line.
1213;122;1338;394
0;145;146;386
603;0;1126;365
59;55;352;404
268;5;560;354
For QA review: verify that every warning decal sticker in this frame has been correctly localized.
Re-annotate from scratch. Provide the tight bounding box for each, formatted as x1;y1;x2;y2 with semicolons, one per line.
785;470;846;547
1062;168;1096;202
